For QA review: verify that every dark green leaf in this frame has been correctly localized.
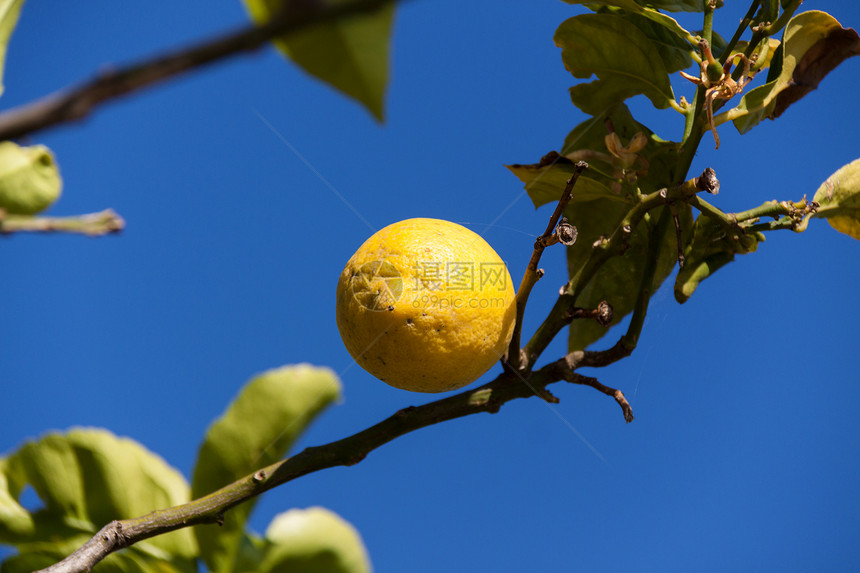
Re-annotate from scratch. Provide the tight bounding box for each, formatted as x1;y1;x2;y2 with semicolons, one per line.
567;203;691;349
564;0;707;13
192;365;341;573
507;154;620;209
563;0;696;66
813;158;860;240
674;214;764;303
259;507;371;573
730;11;860;134
555;14;676;115
507;104;681;214
243;0;393;121
0;142;62;215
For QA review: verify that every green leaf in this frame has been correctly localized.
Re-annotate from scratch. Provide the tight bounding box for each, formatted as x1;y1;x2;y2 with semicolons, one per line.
562;0;696;61
507;104;682;211
506;154;620;209
563;0;707;13
567;203;692;349
813;158;860;240
674;214;764;303
0;142;62;215
191;364;342;573
729;11;860;134
0;429;196;571
555;14;676;115
258;507;371;573
243;0;392;121
0;0;24;97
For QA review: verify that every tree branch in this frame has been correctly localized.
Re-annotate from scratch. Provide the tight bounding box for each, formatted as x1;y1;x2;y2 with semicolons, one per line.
0;209;124;236
0;0;398;141
36;347;632;573
507;161;586;372
522;168;720;365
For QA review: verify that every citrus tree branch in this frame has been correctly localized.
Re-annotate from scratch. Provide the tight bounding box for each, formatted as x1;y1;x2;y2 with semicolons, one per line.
507;161;586;372
36;348;633;573
0;209;124;236
522;168;720;365
0;0;398;141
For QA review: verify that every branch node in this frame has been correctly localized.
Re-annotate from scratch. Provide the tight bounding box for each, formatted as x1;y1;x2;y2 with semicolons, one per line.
696;167;720;194
556;219;578;245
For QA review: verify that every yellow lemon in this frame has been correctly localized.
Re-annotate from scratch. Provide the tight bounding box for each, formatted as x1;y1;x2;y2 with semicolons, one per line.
336;218;517;393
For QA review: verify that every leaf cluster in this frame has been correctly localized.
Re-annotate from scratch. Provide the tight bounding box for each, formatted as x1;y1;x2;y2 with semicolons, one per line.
508;0;860;353
0;367;371;573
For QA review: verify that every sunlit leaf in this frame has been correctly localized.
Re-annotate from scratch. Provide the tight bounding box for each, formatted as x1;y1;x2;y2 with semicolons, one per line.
729;11;860;134
0;0;24;97
674;214;764;303
243;0;393;120
555;13;676;115
813;158;860;240
258;507;371;573
192;365;342;573
0;429;196;571
562;0;696;59
0;142;62;215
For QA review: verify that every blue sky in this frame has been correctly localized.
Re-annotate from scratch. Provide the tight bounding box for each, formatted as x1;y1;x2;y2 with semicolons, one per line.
2;1;860;571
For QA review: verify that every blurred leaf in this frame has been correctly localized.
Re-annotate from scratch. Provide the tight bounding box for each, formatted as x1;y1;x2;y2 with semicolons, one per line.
0;142;62;215
674;214;764;303
258;507;371;573
0;429;196;572
0;0;24;97
813;158;860;240
731;11;860;134
192;365;342;573
567;203;692;349
555;13;675;115
243;0;392;121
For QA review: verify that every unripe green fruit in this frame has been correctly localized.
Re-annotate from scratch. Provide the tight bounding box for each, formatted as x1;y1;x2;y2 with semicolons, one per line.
705;60;725;84
0;142;62;215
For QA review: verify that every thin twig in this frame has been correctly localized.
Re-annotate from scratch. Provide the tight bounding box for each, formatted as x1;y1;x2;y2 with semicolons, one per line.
522;168;720;364
507;161;587;372
0;0;399;141
36;344;631;573
0;209;124;236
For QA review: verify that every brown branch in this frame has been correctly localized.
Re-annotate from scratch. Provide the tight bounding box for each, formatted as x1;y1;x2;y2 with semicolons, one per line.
506;161;587;372
0;209;124;236
36;344;632;573
0;0;399;141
